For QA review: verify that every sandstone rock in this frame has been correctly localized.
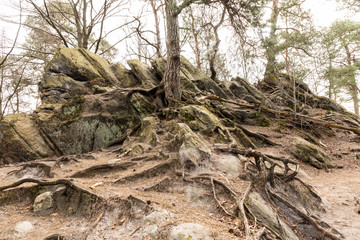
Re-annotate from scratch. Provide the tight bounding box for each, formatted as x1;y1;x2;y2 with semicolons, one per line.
144;208;171;225
152;56;227;98
129;93;156;119
110;63;140;88
142;225;159;239
38;91;139;156
174;123;211;168
46;47;117;83
179;105;223;134
41;48;119;104
33;191;54;215
246;191;299;240
0;113;55;164
14;221;34;234
127;59;159;88
40;72;87;104
139;116;159;146
168;223;213;240
212;153;241;175
291;137;332;169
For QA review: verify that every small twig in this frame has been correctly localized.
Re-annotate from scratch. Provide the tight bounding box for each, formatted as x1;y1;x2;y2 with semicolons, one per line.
129;225;141;236
92;211;105;228
210;178;233;217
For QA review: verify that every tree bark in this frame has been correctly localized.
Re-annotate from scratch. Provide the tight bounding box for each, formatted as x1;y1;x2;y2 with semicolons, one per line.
264;0;279;76
163;0;182;106
345;44;359;115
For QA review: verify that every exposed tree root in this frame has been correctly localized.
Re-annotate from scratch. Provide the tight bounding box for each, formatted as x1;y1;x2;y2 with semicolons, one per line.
266;186;343;240
114;160;174;183
105;123;141;148
144;177;171;192
215;147;300;183
235;125;278;146
200;95;360;135
210;177;233;217
238;182;252;240
70;162;137;178
189;175;238;198
7;162;54;178
0;178;95;196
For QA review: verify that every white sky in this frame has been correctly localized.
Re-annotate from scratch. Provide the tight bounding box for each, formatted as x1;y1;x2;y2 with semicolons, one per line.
0;0;358;42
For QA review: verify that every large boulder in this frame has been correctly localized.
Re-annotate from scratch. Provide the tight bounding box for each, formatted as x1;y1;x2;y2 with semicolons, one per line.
0;113;55;164
127;59;159;88
291;137;333;169
179;105;224;134
171;123;211;169
0;48;142;164
37;92;139;156
245;191;299;240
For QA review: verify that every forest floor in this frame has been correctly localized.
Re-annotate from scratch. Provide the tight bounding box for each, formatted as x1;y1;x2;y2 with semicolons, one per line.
0;122;359;240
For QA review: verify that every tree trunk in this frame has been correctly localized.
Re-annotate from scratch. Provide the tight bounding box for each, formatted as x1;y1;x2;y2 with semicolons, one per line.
150;0;162;58
345;44;359;115
328;60;333;99
188;6;202;70
163;0;182;106
264;0;279;76
351;84;359;115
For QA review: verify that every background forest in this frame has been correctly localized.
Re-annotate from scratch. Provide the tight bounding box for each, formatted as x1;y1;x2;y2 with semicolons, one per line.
0;0;360;117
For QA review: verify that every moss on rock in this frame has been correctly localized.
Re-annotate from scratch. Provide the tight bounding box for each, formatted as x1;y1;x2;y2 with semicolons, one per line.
291;137;332;169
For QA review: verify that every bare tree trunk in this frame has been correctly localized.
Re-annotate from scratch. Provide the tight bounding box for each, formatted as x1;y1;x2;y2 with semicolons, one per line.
188;6;202;69
0;66;4;118
15;91;20;113
208;9;225;81
163;0;182;106
150;0;162;58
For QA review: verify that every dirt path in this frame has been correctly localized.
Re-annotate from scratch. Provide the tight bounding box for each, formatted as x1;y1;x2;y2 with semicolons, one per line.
305;167;360;240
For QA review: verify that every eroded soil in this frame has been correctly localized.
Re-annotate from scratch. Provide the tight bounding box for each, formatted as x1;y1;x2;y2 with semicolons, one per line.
0;123;359;240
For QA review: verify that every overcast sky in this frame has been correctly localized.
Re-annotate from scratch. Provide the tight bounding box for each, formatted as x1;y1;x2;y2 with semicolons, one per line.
0;0;359;48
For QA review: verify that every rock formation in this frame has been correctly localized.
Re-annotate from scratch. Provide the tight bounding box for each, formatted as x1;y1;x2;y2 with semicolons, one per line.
0;47;359;239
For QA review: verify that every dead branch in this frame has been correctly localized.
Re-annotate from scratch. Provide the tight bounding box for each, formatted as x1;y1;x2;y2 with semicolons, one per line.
92;211;105;228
